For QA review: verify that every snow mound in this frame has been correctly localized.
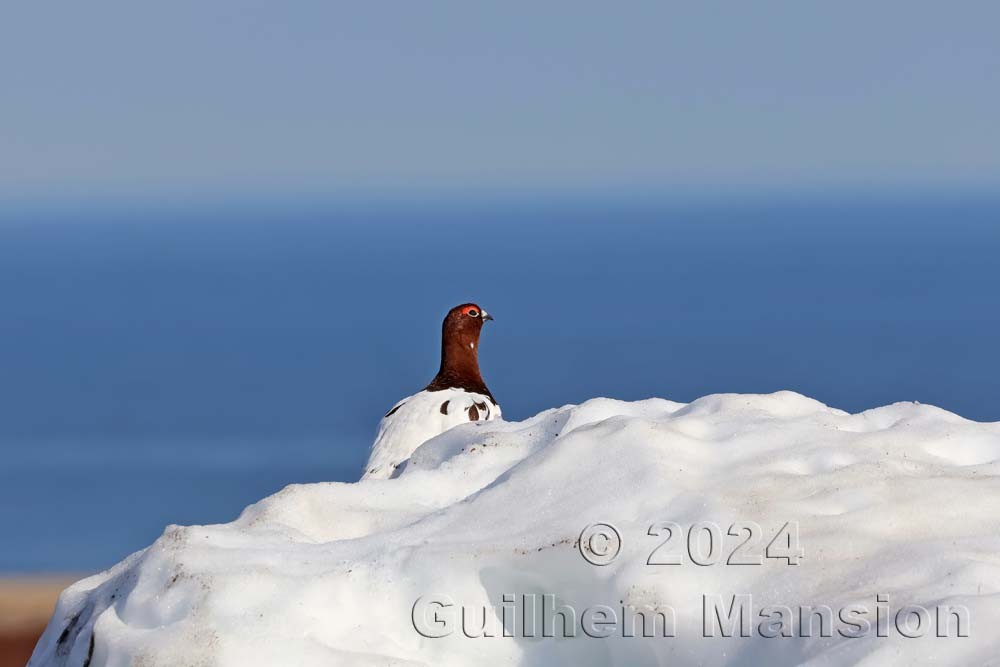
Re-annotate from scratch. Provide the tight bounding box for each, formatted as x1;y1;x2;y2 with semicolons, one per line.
30;392;1000;666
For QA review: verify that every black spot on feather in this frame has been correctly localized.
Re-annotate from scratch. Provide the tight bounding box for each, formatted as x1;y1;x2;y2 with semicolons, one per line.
83;632;95;667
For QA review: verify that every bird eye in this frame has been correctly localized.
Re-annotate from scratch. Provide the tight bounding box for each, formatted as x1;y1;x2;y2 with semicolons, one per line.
468;309;479;317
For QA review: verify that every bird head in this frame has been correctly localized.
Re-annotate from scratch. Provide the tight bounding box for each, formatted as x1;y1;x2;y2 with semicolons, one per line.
444;303;493;332
442;303;493;346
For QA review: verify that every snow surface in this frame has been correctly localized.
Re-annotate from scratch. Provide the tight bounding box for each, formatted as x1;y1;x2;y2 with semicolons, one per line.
30;392;1000;666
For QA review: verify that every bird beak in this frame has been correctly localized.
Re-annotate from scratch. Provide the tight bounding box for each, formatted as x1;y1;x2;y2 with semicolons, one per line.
482;310;494;322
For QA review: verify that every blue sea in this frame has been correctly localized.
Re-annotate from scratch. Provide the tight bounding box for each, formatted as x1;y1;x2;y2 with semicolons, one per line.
2;192;998;573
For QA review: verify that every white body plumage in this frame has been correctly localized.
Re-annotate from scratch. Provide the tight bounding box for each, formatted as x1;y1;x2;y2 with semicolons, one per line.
362;388;501;480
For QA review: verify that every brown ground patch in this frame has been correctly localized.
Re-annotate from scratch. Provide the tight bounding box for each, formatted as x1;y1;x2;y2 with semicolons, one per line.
0;577;81;667
0;628;46;667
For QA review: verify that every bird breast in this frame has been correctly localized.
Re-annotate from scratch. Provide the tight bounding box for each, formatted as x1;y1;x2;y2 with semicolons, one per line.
362;389;501;480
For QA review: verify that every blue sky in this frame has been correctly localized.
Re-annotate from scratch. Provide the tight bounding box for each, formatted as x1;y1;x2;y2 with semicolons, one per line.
2;1;999;201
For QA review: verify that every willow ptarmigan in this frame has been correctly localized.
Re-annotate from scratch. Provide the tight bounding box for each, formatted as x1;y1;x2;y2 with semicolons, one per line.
362;303;501;480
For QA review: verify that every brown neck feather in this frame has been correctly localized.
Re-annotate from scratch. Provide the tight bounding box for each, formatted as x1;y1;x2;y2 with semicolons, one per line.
424;319;494;400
